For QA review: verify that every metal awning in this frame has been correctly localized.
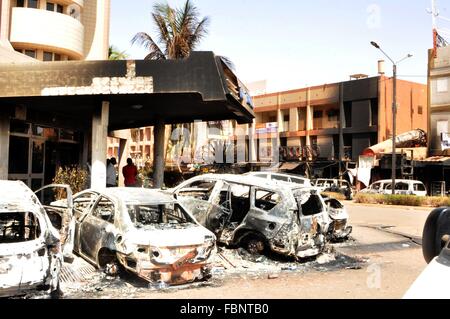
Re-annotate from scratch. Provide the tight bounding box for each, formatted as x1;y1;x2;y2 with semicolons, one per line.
0;52;255;130
279;162;302;171
414;156;450;167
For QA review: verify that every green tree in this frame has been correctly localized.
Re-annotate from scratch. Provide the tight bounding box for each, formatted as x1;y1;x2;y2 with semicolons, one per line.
131;0;209;60
108;45;129;60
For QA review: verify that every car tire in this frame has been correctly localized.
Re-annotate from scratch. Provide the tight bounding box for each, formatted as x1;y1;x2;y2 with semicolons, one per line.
422;207;450;264
242;234;266;255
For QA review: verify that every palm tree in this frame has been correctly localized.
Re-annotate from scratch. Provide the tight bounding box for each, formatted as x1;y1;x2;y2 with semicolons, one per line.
108;45;129;60
131;0;209;60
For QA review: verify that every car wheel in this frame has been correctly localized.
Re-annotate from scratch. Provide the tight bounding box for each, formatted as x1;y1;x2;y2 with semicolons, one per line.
422;207;450;264
243;235;266;255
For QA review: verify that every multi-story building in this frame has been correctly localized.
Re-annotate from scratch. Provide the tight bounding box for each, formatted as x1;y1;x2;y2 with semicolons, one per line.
429;45;450;156
0;0;110;61
243;75;427;177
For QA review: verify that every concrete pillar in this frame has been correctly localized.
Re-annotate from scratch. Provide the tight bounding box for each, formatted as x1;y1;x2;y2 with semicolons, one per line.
91;101;109;190
248;120;257;162
153;119;165;188
339;83;345;165
289;107;299;132
0;0;11;42
306;88;313;146
0;109;10;180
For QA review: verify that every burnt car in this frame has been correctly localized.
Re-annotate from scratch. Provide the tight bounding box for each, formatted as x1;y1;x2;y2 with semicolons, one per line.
322;196;352;241
170;174;331;259
71;187;216;285
314;178;354;200
0;181;63;298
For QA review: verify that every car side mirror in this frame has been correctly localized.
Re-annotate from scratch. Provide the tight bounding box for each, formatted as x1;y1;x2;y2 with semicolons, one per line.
422;207;450;264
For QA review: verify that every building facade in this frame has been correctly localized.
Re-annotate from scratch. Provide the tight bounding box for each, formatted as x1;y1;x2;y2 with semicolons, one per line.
246;76;427;172
0;0;110;61
429;46;450;156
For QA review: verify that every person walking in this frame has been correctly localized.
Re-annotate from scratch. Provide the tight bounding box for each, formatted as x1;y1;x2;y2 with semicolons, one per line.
122;158;138;187
106;157;117;187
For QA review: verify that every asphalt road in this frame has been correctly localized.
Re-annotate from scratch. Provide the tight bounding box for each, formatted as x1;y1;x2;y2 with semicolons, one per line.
59;203;430;299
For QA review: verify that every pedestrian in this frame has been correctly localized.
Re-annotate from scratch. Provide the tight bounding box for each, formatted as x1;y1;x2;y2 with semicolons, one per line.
106;157;117;187
122;158;138;187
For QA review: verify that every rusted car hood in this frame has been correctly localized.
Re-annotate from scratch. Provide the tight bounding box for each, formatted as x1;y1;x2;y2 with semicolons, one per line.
125;224;211;247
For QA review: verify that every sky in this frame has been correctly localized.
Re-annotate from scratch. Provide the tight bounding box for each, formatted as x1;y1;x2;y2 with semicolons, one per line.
110;0;449;93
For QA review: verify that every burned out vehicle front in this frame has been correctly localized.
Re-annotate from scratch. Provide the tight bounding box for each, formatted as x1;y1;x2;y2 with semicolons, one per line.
323;196;353;241
0;181;62;298
173;175;331;259
72;188;215;286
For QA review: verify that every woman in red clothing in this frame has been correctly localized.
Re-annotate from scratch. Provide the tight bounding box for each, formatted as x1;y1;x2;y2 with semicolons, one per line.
122;158;138;187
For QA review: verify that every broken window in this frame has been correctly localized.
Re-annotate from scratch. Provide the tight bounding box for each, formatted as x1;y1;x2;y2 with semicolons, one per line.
177;180;217;200
0;212;41;243
298;194;324;217
272;175;289;182
254;189;281;211
394;183;409;191
220;183;251;223
73;192;98;219
127;204;191;227
92;197;115;223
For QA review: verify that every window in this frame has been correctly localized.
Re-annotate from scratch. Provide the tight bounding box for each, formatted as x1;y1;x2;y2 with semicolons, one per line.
298;194;324;216
414;183;426;192
0;212;41;243
177;180;217;200
28;0;38;8
43;51;53;61
57;4;63;13
73;192;98;219
327;109;340;121
371;182;381;191
394;182;409;191
272;175;289;182
418;106;423;115
46;2;54;11
283;115;290;122
313;111;323;118
290;177;305;185
92;197;115;223
127;204;191;227
24;50;36;58
255;189;281;211
17;0;25;7
437;78;448;93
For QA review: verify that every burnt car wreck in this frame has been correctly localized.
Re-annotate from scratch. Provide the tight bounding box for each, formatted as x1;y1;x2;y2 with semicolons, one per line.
70;188;216;286
0;181;62;298
171;174;331;259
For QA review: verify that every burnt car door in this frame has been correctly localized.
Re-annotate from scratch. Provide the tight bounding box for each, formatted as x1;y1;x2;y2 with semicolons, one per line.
34;184;74;261
174;179;226;230
72;191;99;254
77;195;117;265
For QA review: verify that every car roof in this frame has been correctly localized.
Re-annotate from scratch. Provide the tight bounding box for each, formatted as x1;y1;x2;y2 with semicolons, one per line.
191;174;310;192
0;181;40;211
91;188;176;205
246;172;309;179
374;179;424;184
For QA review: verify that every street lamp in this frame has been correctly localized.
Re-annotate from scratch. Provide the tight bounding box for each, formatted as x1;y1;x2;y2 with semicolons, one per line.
370;41;413;195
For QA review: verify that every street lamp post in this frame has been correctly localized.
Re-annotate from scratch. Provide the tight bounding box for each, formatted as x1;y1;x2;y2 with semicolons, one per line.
370;41;412;195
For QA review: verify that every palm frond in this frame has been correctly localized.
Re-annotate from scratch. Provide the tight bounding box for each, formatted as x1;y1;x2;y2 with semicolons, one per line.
131;32;165;60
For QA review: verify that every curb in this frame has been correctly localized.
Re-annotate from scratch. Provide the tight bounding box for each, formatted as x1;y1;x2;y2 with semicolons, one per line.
344;201;432;211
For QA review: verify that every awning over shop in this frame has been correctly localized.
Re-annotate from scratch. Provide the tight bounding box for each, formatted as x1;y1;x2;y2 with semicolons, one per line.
414;156;450;167
279;162;302;171
0;52;255;129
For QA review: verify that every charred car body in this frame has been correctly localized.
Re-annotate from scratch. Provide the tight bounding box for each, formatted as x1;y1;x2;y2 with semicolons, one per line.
0;181;63;298
70;188;215;285
170;174;331;259
322;196;352;241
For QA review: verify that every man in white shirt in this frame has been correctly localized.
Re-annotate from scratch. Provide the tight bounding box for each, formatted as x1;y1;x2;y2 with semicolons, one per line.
106;157;117;187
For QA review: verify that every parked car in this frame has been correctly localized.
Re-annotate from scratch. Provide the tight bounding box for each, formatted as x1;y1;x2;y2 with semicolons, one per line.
361;179;427;196
244;172;312;187
0;181;63;298
403;207;450;298
322;195;353;241
313;178;354;200
70;187;216;286
170;174;331;259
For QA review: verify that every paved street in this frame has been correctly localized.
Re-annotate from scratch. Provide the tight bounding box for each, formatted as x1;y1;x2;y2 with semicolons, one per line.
55;203;431;299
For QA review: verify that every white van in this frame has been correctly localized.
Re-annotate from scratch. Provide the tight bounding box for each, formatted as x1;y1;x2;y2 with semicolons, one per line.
362;179;427;196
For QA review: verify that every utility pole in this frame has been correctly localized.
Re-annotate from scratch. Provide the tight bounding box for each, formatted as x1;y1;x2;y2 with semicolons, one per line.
371;42;412;195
